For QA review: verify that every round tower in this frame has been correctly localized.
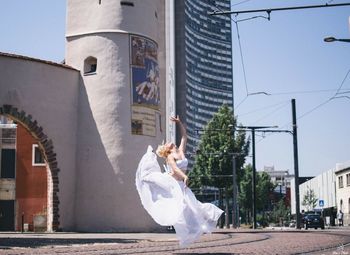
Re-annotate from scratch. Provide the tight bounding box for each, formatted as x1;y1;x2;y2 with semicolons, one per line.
65;0;166;231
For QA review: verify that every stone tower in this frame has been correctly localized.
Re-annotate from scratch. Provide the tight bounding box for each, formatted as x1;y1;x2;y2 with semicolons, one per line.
65;0;166;231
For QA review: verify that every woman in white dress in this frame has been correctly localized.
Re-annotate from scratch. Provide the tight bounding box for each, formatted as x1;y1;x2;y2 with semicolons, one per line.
135;116;223;247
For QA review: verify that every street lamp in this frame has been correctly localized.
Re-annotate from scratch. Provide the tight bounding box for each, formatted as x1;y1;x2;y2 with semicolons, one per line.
324;36;350;43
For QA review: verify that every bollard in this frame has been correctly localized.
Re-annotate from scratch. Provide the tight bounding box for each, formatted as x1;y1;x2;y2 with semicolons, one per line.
21;212;24;233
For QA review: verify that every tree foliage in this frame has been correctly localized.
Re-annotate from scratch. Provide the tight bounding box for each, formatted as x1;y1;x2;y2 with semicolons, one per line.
302;188;318;212
239;164;275;224
256;171;275;212
270;199;290;224
190;105;249;190
238;164;253;223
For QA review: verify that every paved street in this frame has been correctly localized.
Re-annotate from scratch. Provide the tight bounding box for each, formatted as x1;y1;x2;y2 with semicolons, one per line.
0;228;349;255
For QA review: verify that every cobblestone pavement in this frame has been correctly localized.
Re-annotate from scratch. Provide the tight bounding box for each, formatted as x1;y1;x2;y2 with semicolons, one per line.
0;228;349;255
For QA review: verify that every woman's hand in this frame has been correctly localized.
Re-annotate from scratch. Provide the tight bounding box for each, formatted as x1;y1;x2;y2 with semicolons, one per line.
183;176;189;187
170;115;181;124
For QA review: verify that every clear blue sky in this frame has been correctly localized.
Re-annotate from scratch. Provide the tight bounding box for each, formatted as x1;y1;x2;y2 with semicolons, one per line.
230;0;350;176
0;1;349;177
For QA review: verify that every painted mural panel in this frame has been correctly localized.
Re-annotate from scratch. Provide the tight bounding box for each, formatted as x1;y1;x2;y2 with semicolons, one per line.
130;35;160;136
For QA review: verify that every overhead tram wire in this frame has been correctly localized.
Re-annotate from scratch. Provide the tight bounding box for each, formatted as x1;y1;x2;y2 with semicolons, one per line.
239;87;350;122
252;101;290;125
237;88;350;113
238;100;289;117
243;85;350;134
256;68;350;143
212;2;350;117
332;68;350;99
210;2;350;16
231;0;253;7
234;21;249;97
271;88;350;96
298;67;350;120
212;3;272;112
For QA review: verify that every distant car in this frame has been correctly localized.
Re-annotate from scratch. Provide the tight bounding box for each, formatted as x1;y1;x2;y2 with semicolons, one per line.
303;214;325;230
289;220;296;228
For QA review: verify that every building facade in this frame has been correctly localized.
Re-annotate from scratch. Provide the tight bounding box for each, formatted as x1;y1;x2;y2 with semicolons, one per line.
0;0;168;232
263;166;294;194
335;162;350;226
263;166;294;208
174;0;233;162
0;120;49;232
65;0;166;232
291;166;337;225
0;122;16;231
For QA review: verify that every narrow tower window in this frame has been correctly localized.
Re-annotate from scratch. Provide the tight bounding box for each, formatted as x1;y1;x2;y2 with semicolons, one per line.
84;57;97;75
121;1;134;7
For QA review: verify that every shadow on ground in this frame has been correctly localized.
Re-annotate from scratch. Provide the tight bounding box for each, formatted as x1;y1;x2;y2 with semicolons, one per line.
0;238;138;248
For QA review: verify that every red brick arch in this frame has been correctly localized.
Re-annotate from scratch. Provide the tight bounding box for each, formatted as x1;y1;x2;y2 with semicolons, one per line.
0;104;60;231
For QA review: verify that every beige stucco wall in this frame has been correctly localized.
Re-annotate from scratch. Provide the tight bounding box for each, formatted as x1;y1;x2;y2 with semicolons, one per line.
0;54;80;230
66;0;166;231
335;164;350;226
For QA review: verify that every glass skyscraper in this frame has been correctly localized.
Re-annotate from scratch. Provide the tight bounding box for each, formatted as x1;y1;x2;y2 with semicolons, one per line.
174;0;233;165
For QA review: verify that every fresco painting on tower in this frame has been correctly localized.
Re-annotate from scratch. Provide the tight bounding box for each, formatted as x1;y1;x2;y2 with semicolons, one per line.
130;35;160;136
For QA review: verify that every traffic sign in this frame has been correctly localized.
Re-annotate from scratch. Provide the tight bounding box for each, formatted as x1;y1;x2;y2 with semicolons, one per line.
319;200;324;207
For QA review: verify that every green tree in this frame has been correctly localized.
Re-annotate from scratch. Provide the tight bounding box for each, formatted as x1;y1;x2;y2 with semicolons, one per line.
190;105;249;189
256;171;275;212
190;105;249;225
271;199;291;225
302;188;318;212
238;164;253;224
238;165;275;225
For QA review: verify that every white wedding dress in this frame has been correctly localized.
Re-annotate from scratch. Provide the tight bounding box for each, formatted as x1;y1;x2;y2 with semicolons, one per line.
135;146;223;247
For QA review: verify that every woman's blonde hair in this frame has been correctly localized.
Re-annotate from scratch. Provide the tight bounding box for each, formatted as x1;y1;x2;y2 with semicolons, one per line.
156;144;171;158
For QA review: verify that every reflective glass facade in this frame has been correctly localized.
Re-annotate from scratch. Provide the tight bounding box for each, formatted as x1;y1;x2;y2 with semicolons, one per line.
175;0;233;165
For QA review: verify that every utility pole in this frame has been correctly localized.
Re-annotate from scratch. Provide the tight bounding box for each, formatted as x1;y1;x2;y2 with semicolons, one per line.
239;125;277;229
292;99;301;229
232;154;238;228
252;128;256;229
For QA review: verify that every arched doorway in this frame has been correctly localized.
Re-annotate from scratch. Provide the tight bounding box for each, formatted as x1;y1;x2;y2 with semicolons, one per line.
0;104;59;231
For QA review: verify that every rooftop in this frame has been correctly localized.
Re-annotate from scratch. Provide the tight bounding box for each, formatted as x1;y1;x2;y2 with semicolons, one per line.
0;52;78;71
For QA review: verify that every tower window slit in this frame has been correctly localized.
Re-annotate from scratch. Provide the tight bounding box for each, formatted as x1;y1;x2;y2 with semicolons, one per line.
121;1;134;7
84;57;97;75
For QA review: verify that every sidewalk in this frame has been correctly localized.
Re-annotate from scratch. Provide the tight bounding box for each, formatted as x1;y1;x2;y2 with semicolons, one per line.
0;231;178;248
1;228;350;254
0;226;349;248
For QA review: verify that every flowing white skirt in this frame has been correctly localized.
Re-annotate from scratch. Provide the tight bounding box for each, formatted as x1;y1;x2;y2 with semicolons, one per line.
135;146;224;247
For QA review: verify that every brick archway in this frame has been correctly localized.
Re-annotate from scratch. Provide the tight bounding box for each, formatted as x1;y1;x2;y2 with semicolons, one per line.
0;104;60;231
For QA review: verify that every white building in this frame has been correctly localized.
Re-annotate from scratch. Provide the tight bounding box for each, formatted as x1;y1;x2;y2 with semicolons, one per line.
263;166;294;194
291;165;337;225
335;162;350;226
0;0;168;232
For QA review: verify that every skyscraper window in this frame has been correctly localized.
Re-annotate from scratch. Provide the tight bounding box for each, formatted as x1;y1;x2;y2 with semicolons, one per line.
175;0;233;166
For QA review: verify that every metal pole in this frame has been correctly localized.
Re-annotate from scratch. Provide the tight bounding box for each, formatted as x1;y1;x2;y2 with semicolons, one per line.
292;99;301;229
219;188;224;228
252;128;257;229
210;3;350;15
232;155;238;228
21;212;24;233
225;190;230;228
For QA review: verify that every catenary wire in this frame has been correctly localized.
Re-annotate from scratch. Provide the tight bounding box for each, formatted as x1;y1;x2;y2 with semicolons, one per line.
256;68;350;143
238;100;290;117
252;101;290;125
231;0;253;7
